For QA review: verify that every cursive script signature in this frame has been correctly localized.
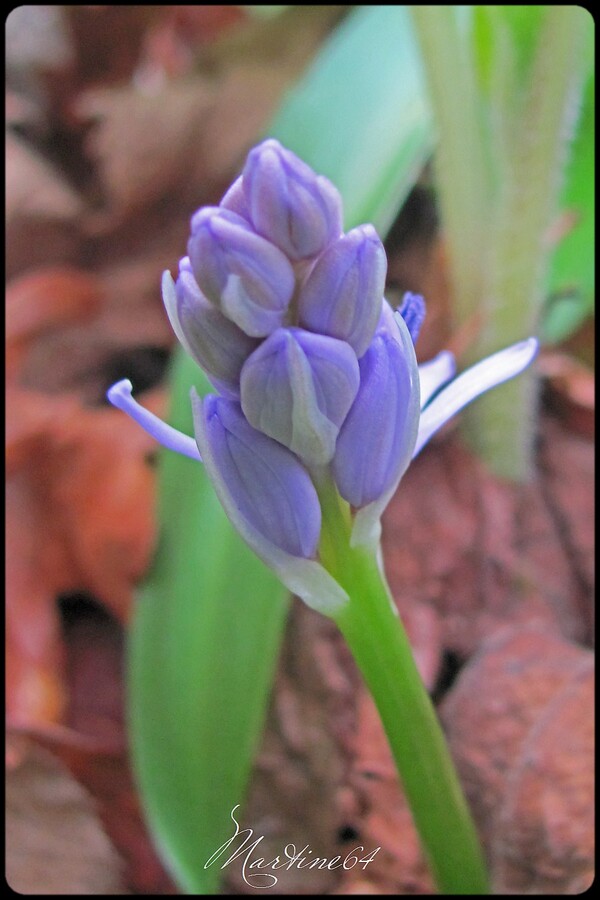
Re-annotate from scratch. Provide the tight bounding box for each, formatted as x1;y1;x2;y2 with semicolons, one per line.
204;805;380;889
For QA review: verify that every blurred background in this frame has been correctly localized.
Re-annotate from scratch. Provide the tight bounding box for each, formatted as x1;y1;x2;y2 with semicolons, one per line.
6;5;594;895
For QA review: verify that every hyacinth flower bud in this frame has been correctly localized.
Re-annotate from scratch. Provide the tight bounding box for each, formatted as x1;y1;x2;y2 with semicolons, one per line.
187;206;295;338
241;138;343;261
219;175;250;221
333;309;420;511
192;393;348;614
398;291;426;344
298;225;386;358
162;259;259;397
240;327;360;466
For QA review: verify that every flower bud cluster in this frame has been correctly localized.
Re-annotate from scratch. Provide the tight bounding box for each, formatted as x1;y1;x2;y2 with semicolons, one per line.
164;139;421;563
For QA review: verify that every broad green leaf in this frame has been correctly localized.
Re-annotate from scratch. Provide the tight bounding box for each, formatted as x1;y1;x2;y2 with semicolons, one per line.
129;5;433;894
129;354;288;894
269;4;434;235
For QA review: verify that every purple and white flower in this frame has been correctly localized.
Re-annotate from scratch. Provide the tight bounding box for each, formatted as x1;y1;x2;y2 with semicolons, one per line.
108;138;538;613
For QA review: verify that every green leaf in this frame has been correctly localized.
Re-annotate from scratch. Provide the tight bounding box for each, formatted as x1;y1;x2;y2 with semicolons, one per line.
542;70;595;344
129;5;434;894
269;5;434;235
129;353;288;894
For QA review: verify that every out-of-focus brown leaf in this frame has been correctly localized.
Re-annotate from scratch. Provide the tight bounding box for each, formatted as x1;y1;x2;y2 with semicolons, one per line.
440;625;594;894
6;132;83;277
6;741;129;894
493;663;594;894
5;5;74;83
74;6;346;230
6;385;158;729
137;5;247;80
75;79;216;225
540;349;595;439
226;599;359;895
6;267;102;379
382;413;594;656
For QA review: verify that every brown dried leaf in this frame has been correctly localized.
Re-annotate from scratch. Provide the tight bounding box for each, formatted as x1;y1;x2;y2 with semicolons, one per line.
6;267;102;379
382;413;594;656
6;132;83;277
493;662;594;894
440;625;594;892
336;691;434;895
75;78;216;224
6;386;157;729
6;132;83;223
540;349;595;439
6;741;128;894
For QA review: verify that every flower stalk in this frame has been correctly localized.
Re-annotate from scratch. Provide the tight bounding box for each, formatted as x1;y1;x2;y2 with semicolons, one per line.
316;475;489;894
109;139;538;894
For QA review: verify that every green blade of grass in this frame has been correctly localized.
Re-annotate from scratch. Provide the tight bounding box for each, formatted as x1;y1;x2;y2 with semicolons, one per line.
270;4;434;234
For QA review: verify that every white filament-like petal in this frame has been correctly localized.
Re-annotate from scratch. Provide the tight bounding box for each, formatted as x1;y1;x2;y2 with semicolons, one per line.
107;379;202;462
418;351;456;408
413;338;539;458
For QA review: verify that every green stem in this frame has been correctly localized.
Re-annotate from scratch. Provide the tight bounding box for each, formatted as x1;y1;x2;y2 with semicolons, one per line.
316;476;489;895
411;6;588;480
409;5;490;326
463;6;587;479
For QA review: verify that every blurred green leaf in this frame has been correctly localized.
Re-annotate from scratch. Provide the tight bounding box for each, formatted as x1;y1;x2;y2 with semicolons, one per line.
129;4;434;894
542;71;595;344
243;5;289;19
270;4;434;235
129;354;288;894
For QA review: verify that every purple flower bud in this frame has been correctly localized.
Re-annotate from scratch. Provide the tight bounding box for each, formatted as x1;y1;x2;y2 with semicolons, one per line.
297;225;386;358
219;175;250;221
241;138;343;261
240;328;360;466
187;206;295;337
333;312;420;507
398;291;426;344
193;395;321;559
162;260;259;396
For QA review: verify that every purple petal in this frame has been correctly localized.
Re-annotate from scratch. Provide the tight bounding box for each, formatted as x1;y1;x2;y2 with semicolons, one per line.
194;395;321;558
414;338;539;457
333;312;420;508
298;225;386;358
163;264;259;396
241;328;359;465
242;138;343;261
219;175;251;220
398;292;426;344
187;206;295;337
107;379;201;461
192;392;349;614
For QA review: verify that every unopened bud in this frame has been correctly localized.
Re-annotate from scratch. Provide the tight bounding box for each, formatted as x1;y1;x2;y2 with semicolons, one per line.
162;260;259;396
242;138;343;261
332;312;420;507
298;225;386;357
219;175;250;220
240;327;359;466
188;206;295;337
193;395;321;559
